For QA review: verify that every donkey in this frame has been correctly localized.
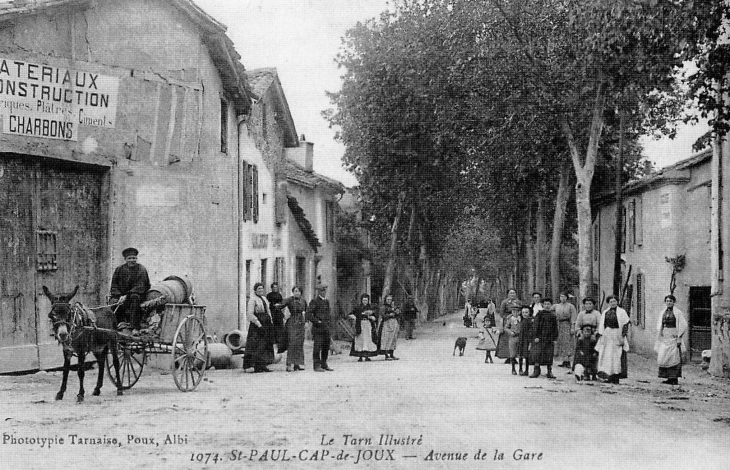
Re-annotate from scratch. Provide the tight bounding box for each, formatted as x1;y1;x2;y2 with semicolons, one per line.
43;285;123;402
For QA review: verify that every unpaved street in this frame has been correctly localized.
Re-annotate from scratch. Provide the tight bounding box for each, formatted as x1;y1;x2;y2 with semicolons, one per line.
2;310;730;470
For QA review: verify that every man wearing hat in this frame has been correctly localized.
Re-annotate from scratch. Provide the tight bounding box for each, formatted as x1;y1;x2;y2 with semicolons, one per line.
110;247;151;335
306;283;333;372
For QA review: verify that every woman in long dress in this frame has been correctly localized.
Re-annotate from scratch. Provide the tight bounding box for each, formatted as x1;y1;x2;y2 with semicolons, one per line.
277;286;307;372
595;295;630;384
654;294;687;385
554;292;578;368
496;289;521;361
377;294;401;360
243;282;275;373
349;294;378;362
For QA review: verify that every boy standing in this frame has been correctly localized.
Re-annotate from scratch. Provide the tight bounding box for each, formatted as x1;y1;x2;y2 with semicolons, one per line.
530;297;559;379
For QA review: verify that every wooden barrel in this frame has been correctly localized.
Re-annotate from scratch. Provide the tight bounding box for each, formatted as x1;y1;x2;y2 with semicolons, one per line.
147;276;193;304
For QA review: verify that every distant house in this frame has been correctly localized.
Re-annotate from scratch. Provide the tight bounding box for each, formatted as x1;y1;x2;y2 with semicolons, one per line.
244;68;344;327
592;149;712;357
337;189;374;314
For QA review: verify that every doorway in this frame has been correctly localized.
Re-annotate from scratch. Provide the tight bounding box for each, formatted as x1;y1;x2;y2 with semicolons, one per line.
0;155;107;372
688;286;711;361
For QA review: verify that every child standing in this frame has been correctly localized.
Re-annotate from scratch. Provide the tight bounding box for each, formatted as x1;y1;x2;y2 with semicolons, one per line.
574;324;598;381
530;297;559;379
505;304;523;375
517;305;534;376
476;306;497;363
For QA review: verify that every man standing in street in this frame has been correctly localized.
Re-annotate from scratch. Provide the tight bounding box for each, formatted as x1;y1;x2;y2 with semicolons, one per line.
307;283;333;372
110;247;151;335
402;295;419;340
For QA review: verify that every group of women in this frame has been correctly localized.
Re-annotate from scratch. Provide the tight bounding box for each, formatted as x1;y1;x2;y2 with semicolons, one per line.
348;293;402;361
471;289;688;386
243;282;307;373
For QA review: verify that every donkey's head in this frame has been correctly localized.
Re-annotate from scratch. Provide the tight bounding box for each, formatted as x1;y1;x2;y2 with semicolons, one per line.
43;285;79;343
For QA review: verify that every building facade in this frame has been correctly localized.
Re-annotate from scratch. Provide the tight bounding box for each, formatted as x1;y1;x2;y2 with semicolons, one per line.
592;150;712;357
241;68;343;334
0;0;250;372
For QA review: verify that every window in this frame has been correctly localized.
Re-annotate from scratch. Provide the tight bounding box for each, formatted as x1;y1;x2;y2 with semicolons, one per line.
636;273;644;328
245;260;252;301
628;200;636;251
260;259;267;285
325;200;335;242
296;257;306;293
274;257;285;290
593;223;599;262
253;165;259;223
240;163;259;223
636;197;643;246
220;99;228;154
36;230;58;271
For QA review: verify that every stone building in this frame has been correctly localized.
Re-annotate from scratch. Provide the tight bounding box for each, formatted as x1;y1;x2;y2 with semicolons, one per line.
592;149;712;357
0;0;250;372
242;67;343;332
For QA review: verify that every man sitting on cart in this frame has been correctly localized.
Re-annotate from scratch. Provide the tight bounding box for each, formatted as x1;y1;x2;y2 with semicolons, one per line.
110;247;151;336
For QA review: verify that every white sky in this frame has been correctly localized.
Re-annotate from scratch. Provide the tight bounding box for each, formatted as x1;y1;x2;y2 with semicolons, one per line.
194;0;710;188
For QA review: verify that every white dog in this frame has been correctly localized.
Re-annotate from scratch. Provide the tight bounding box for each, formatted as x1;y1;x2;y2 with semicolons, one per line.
574;364;585;382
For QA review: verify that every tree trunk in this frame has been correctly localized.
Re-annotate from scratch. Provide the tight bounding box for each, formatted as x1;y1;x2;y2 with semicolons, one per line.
562;84;605;300
710;125;730;377
536;196;547;295
382;191;406;302
526;223;534;296
613;110;625;298
550;159;572;299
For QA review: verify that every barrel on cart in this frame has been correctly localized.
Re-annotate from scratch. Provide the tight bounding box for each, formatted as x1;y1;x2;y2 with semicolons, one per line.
102;302;209;392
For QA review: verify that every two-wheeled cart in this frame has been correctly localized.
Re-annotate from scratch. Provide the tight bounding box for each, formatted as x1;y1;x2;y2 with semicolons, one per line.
83;303;209;392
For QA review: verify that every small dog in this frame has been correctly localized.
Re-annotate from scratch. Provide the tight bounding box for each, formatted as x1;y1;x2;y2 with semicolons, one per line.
454;337;467;356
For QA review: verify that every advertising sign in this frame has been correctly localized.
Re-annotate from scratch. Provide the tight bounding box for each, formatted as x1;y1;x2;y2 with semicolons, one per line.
0;58;119;141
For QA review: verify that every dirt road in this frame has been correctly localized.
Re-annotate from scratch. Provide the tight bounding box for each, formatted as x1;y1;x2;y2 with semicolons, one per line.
2;310;729;470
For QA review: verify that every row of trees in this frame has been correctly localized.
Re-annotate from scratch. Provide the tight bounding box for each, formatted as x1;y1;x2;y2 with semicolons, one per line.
327;2;728;322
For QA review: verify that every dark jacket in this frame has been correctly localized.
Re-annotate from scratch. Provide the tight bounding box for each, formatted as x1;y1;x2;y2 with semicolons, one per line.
402;300;419;320
306;296;331;333
110;263;150;298
533;310;559;342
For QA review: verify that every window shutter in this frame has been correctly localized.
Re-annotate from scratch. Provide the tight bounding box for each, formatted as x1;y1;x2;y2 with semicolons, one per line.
242;162;251;221
253;164;259;223
636;197;643;246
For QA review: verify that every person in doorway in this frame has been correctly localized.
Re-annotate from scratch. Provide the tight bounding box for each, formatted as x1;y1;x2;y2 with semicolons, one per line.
654;294;688;385
530;297;559;379
402;295;419;340
110;247;151;336
266;283;285;352
277;286;307;372
595;295;630;384
378;294;401;360
554;292;578;368
307;283;334;372
243;282;275;373
349;294;379;362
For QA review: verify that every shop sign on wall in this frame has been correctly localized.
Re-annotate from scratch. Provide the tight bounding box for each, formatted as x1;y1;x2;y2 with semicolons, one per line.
0;58;119;141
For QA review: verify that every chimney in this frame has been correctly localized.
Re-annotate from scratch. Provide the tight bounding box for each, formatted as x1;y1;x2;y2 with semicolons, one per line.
285;135;314;172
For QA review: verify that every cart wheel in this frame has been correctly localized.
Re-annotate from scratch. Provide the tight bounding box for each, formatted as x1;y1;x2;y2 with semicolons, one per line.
171;315;208;392
106;342;145;390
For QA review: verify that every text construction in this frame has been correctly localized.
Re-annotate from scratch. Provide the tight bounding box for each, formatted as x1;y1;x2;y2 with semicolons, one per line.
0;58;119;141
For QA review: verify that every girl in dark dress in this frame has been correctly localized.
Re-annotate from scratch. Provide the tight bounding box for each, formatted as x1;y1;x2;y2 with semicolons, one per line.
243;282;275;373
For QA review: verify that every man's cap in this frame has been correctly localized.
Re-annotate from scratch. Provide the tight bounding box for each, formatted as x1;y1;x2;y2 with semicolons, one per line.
122;247;139;258
316;283;328;290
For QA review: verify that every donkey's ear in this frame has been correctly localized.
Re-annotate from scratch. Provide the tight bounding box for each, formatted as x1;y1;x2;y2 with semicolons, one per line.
70;285;79;299
42;286;53;299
